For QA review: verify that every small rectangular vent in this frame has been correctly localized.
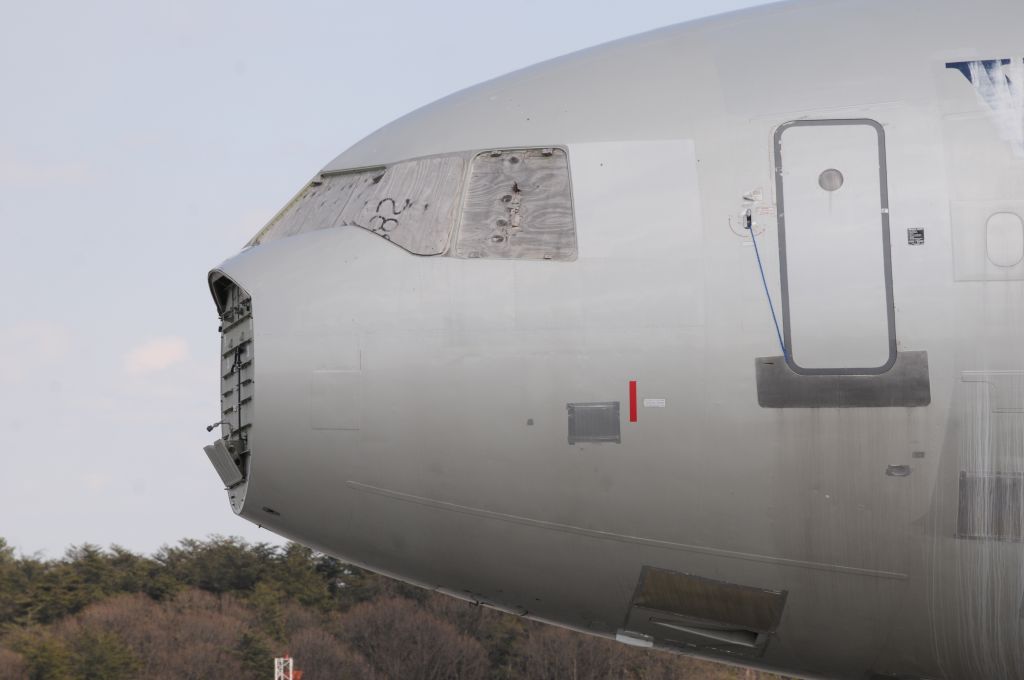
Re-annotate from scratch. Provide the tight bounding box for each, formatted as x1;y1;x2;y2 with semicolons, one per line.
958;472;1024;542
567;402;620;445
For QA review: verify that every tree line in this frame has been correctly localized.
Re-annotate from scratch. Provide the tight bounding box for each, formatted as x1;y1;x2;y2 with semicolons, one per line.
0;537;786;679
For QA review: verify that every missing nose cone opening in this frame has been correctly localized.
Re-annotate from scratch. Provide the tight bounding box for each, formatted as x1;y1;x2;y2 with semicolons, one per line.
205;271;255;514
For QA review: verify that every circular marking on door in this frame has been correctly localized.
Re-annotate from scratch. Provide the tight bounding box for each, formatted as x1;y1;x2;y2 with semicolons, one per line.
818;168;844;192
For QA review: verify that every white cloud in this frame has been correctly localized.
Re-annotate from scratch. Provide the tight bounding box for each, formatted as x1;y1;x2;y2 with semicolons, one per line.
0;158;92;186
0;321;72;382
123;337;189;376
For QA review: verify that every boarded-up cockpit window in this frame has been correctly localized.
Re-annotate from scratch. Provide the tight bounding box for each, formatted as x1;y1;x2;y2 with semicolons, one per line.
455;148;576;261
249;156;465;255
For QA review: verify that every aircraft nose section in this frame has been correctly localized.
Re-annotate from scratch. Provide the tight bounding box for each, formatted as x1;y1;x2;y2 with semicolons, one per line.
203;226;416;521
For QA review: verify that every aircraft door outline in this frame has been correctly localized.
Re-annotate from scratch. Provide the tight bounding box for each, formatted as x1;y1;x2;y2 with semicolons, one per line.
773;118;897;376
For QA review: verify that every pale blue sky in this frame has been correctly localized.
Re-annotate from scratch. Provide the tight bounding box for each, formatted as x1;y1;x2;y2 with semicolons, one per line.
0;0;774;556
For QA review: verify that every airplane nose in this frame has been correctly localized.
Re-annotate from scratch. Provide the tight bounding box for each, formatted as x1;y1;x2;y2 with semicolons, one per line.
200;144;592;633
203;144;579;495
203;224;424;526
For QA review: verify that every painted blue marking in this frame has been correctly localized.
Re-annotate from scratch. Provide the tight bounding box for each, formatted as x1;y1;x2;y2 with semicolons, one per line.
947;58;1014;85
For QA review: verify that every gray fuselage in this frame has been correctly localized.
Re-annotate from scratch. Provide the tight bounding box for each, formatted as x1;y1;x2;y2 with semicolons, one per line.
205;1;1024;677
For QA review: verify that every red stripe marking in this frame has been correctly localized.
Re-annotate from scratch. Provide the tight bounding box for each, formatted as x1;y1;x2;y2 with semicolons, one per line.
629;380;638;422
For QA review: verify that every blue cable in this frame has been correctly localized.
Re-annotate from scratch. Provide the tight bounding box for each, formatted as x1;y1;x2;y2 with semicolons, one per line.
746;211;789;360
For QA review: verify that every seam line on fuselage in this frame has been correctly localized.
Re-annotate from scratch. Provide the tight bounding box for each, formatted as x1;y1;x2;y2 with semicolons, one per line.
346;481;909;581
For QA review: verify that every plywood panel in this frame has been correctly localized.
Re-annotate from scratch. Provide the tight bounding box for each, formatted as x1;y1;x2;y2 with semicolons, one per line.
456;148;576;260
338;156;465;255
252;155;465;255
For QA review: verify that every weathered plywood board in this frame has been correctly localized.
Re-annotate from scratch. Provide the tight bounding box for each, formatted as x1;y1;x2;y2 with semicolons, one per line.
338;156;465;255
254;172;375;243
253;155;465;255
456;148;576;260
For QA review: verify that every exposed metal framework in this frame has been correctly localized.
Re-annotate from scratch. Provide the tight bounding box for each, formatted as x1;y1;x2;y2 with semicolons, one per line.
273;657;294;680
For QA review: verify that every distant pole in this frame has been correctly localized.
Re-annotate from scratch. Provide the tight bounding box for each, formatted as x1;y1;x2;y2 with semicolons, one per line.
274;656;293;680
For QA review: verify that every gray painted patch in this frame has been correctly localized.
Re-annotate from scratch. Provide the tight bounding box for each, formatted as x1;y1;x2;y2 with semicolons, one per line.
567;402;620;444
987;213;1024;267
755;351;931;408
958;472;1024;542
961;370;1024;412
951;203;1024;281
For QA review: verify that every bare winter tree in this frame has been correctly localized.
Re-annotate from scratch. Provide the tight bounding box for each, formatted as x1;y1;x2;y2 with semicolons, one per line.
337;596;490;680
288;627;374;680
